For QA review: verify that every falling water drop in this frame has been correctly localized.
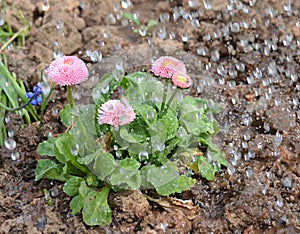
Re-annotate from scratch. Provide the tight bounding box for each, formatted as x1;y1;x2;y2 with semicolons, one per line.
11;152;20;161
7;129;14;138
4;138;16;150
42;0;50;11
157;26;167;39
203;0;212;10
121;0;131;9
211;49;220;62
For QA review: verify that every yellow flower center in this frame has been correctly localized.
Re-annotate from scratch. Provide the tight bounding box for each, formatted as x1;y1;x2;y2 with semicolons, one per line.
64;60;72;65
162;60;174;67
176;75;187;83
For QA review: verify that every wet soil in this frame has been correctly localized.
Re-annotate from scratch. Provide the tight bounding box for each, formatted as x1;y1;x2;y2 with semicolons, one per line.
0;0;300;233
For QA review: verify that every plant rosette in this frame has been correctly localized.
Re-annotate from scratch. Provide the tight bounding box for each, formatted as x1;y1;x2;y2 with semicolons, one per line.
35;56;228;226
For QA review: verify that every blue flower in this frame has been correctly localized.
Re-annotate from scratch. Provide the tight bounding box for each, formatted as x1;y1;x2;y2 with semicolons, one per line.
26;84;43;106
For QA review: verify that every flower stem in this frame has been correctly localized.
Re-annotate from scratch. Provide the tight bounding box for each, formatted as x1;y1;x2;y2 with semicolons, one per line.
74;114;95;152
159;79;169;117
67;85;74;109
0;92;39;111
161;88;178;117
67;85;95;152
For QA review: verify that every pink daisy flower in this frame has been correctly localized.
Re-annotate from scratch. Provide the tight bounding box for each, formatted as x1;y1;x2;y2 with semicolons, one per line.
151;56;187;78
171;72;193;89
98;98;136;127
47;56;88;86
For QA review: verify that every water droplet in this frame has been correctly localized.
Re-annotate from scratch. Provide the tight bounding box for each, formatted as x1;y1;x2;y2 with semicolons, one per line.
11;152;20;161
168;31;176;40
155;143;165;152
282;176;292;188
246;75;254;84
235;62;245;72
71;144;79;156
276;199;283;207
241;113;252;126
42;0;50;11
90;50;102;62
203;0;212;10
138;25;147;37
115;59;124;71
138;151;149;161
53;49;63;59
133;11;140;20
253;67;263;79
245;167;253;178
230;22;240;33
196;45;208;56
188;0;200;8
4;138;16;150
261;186;267;195
244;151;255;161
116;151;122;158
106;13;116;24
157;26;167;39
160;13;170;23
121;0;131;9
0;12;5;26
227;162;235;175
242;131;251;142
181;33;189;42
56;20;64;30
273;131;282;147
7;129;14;138
211;49;220;62
121;18;129;27
79;1;87;10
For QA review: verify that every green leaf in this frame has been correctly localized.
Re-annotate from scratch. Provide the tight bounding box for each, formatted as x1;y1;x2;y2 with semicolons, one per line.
155;175;195;196
82;185;112;226
127;173;142;189
109;158;141;189
92;72;120;105
79;180;90;197
119;127;140;143
60;104;72;127
123;12;141;26
160;107;178;140
207;146;228;167
146;161;180;188
177;126;191;148
63;176;84;196
179;96;215;135
135;103;157;124
93;149;116;180
70;195;83;214
197;156;218;181
149;120;167;152
69;105;98;156
123;73;164;107
35;159;67;181
37;137;55;156
146;19;158;29
199;136;228;167
117;119;148;145
75;105;97;136
54;133;89;174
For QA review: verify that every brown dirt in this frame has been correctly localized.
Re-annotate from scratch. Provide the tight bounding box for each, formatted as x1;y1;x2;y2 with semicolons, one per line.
0;0;299;233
